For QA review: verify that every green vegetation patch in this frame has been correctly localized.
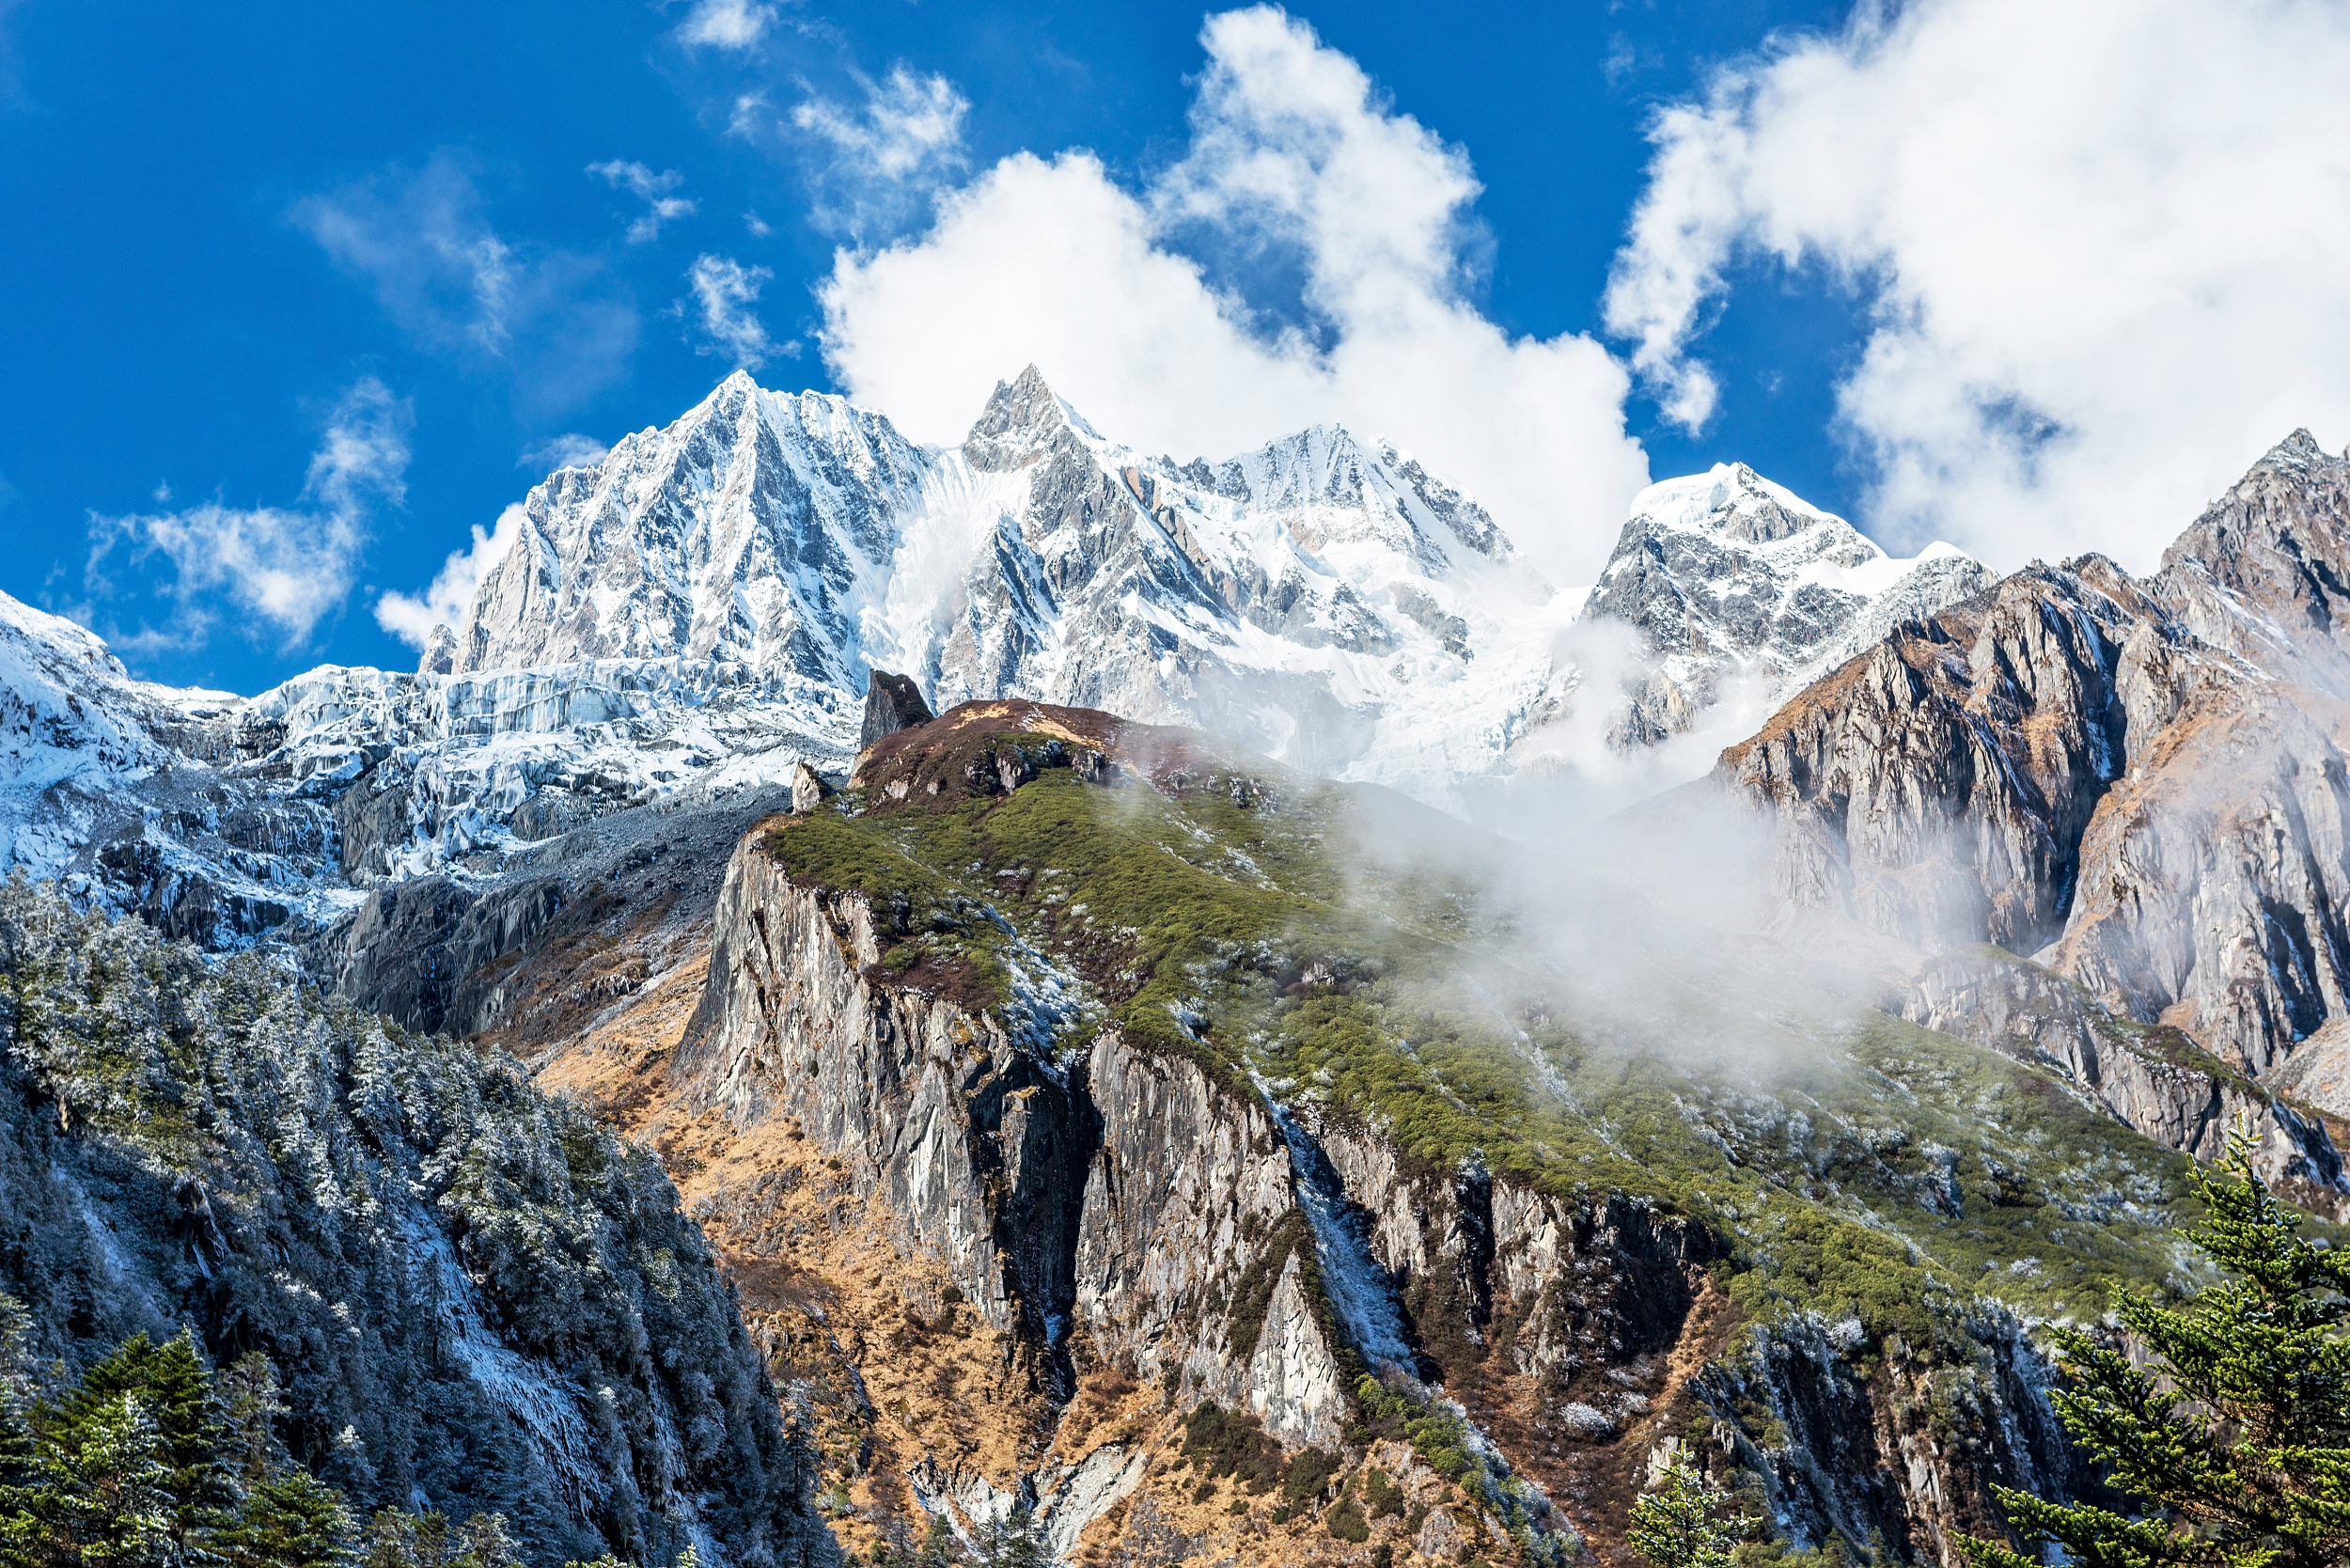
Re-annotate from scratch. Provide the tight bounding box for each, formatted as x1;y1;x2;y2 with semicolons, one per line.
769;722;2259;1357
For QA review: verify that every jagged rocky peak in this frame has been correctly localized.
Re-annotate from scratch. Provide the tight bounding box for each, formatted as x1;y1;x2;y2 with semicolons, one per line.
447;369;930;685
963;361;1094;471
2150;429;2350;688
1712;430;2350;1204
1588;461;1992;679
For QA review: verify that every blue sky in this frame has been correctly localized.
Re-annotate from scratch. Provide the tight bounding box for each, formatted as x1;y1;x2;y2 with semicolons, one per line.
5;0;2347;696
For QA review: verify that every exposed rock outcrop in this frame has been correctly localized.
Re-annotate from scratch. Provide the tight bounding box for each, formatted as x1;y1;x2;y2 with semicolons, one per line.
672;828;1349;1444
860;669;934;748
1902;948;2343;1200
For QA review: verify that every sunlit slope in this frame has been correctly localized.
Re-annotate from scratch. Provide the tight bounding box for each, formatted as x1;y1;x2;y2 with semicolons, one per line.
770;700;2216;1342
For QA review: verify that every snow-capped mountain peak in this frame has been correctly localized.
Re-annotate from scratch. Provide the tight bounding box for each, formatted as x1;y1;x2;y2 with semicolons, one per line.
1578;461;1995;746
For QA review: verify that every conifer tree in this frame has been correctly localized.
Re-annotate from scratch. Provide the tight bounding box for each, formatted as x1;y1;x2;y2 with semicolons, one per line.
1959;1131;2350;1568
979;1503;1045;1568
1629;1456;1756;1568
916;1511;956;1568
0;1392;177;1568
209;1353;352;1568
56;1330;236;1553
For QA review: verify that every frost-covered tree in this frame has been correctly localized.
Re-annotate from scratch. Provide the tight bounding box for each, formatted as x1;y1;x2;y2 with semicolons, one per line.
1629;1457;1757;1568
0;878;826;1565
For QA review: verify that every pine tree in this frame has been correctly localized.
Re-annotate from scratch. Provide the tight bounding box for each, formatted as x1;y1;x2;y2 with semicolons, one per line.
0;1392;177;1568
55;1329;236;1554
212;1469;354;1568
365;1509;525;1568
979;1503;1045;1568
1629;1456;1756;1568
916;1511;957;1568
0;1296;37;1495
1959;1132;2350;1568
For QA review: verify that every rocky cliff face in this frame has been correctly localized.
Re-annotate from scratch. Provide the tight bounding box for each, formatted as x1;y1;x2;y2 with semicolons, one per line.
673;831;1353;1451
1715;433;2350;1200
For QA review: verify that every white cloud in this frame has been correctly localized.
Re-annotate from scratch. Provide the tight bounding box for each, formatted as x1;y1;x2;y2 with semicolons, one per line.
686;253;791;368
376;503;525;650
728;67;971;236
296;158;516;354
1604;0;2350;571
87;381;411;651
587;159;697;243
817;7;1648;588
744;211;773;237
294;156;636;414
521;432;610;472
792;67;968;182
677;0;771;50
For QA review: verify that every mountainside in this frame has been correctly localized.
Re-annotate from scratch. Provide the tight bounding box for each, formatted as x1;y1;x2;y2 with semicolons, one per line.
520;698;2216;1566
1716;431;2350;1202
14;371;2350;1567
0;877;824;1565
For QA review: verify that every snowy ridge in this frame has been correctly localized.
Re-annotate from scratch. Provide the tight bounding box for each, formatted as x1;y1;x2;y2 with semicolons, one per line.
0;368;1978;952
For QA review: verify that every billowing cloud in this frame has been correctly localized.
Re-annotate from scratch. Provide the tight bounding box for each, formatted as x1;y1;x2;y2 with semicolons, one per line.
817;7;1648;589
676;0;771;50
293;155;637;414
87;381;411;651
685;253;789;368
587;159;697;243
376;503;524;650
1604;0;2350;571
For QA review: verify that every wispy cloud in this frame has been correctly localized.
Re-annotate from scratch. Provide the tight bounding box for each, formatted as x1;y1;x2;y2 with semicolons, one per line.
521;432;610;472
676;0;773;50
86;381;411;651
713;67;967;239
684;254;791;369
292;154;636;414
376;502;524;651
587;159;697;243
792;67;968;182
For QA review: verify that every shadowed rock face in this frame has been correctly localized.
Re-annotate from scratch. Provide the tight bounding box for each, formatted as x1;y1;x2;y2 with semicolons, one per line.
860;669;934;748
1717;432;2350;1200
